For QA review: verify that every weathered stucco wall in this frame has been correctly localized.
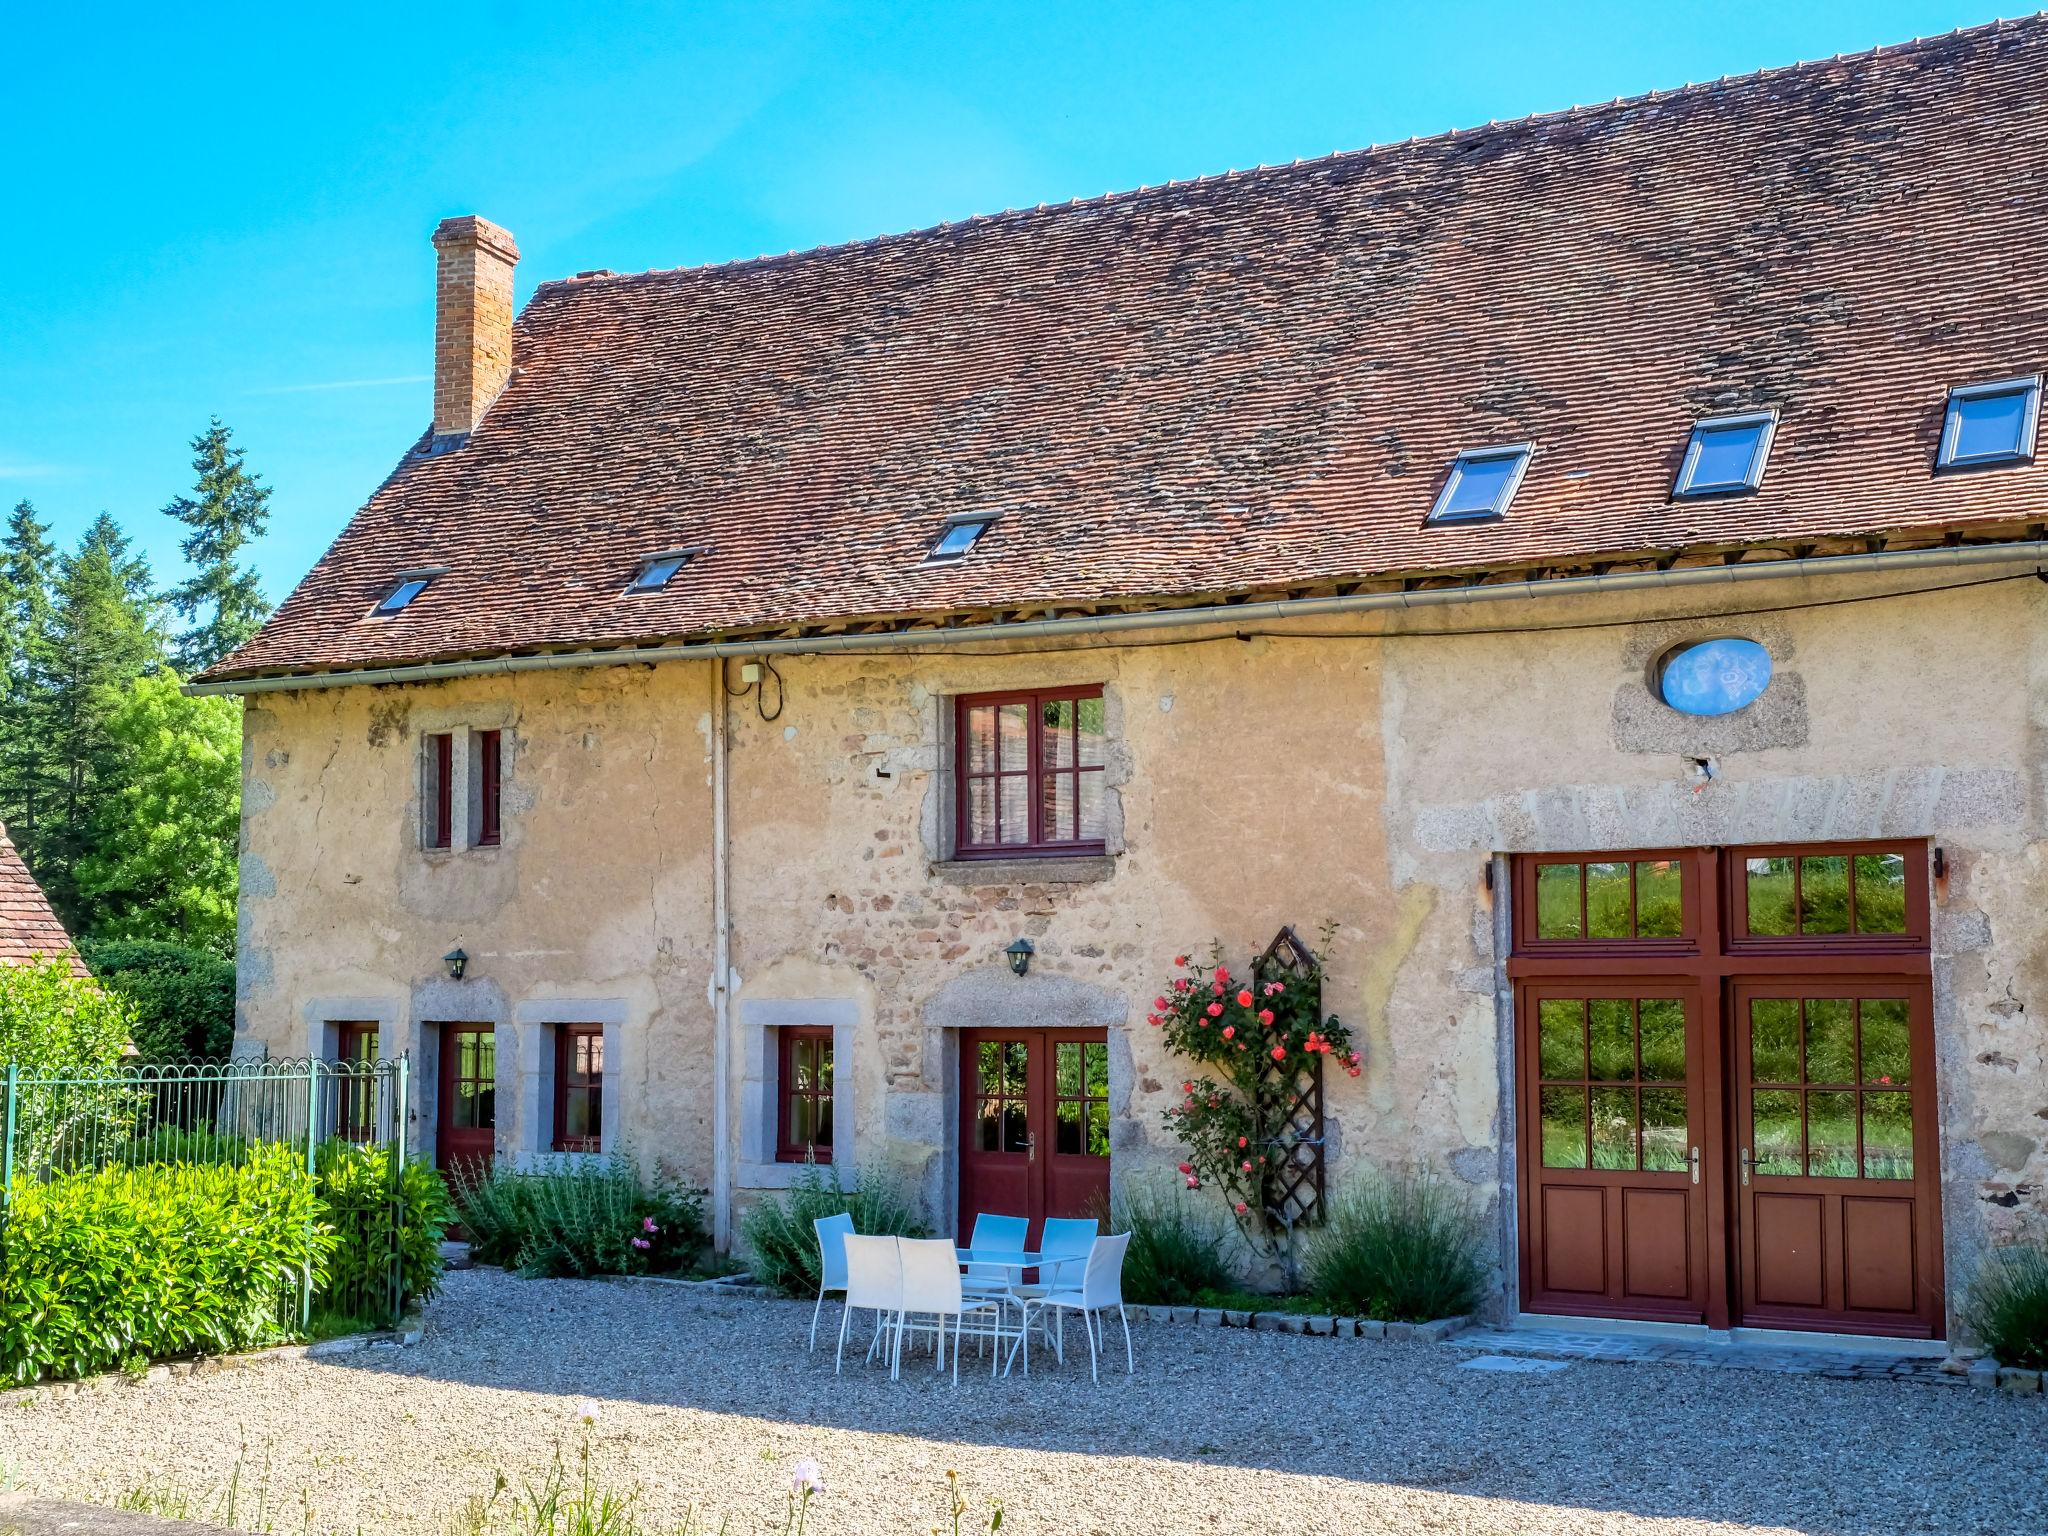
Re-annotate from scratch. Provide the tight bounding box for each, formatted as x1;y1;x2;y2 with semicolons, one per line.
236;565;2048;1328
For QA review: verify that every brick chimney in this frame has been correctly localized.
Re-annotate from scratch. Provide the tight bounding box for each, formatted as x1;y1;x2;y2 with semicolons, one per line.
430;215;520;442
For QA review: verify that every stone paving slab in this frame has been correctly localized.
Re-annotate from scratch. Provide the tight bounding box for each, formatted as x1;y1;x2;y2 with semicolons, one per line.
1452;1326;1960;1384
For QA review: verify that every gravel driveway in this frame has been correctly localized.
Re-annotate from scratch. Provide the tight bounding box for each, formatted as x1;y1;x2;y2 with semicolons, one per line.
1;1268;2041;1536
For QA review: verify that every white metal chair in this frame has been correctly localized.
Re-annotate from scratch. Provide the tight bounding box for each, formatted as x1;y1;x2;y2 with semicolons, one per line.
894;1238;1008;1384
835;1234;903;1375
1013;1231;1133;1382
962;1212;1030;1302
809;1211;855;1351
1036;1217;1099;1288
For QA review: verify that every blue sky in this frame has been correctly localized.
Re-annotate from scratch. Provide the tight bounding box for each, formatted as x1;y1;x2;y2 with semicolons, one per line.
2;1;2010;602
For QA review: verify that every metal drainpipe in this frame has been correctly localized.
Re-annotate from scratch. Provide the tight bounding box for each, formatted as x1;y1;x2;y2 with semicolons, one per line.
710;661;733;1251
182;539;2048;697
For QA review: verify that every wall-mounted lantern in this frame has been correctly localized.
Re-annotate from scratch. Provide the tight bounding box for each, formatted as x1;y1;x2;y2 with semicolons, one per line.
1005;938;1035;978
444;947;469;982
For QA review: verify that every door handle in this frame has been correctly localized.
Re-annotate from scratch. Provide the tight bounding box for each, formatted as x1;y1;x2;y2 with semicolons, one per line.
1026;1129;1036;1164
1689;1146;1701;1186
1740;1148;1753;1187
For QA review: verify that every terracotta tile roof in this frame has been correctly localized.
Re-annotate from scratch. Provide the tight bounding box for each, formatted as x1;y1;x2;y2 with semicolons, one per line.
210;16;2048;683
0;826;87;976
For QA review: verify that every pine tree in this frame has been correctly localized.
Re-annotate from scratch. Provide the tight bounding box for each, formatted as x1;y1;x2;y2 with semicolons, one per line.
36;514;165;923
0;501;61;862
163;417;272;673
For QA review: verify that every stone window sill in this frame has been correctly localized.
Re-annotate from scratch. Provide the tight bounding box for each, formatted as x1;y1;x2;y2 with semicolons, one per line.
931;854;1117;886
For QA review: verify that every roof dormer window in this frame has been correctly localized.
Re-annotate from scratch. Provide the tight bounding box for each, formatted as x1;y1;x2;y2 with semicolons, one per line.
1427;444;1533;524
926;513;997;563
372;568;446;616
628;547;707;592
1938;376;2040;469
1674;410;1777;497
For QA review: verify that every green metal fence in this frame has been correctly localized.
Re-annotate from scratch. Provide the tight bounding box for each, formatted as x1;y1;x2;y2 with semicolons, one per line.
0;1056;412;1330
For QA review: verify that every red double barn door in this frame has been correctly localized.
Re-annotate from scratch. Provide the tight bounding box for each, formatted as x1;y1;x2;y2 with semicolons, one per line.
958;1029;1111;1244
1512;844;1943;1337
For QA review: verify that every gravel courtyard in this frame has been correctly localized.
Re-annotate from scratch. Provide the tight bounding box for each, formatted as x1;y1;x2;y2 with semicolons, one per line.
2;1268;2043;1536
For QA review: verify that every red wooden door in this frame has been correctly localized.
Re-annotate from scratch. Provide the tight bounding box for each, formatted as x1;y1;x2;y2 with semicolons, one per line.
1730;978;1942;1337
437;1024;497;1175
1517;979;1714;1324
959;1029;1110;1244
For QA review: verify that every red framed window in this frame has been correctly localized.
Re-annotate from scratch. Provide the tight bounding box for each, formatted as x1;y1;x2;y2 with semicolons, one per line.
334;1021;380;1142
552;1025;604;1152
475;729;502;847
423;733;453;849
954;686;1107;858
1726;842;1928;951
776;1027;835;1163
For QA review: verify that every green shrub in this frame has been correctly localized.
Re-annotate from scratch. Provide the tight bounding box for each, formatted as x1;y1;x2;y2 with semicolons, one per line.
452;1152;708;1279
77;941;236;1062
740;1160;927;1297
1963;1244;2048;1370
1303;1167;1486;1323
0;1143;333;1385
312;1139;451;1321
1109;1176;1234;1305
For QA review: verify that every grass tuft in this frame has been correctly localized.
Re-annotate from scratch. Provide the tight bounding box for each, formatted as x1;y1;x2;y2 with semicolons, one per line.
1963;1243;2048;1370
1302;1166;1485;1323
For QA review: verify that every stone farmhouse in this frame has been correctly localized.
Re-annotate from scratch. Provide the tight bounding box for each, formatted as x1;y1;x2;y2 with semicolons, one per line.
198;18;2048;1341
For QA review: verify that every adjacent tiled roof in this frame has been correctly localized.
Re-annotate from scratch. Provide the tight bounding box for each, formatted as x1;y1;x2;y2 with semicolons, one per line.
0;826;87;975
210;16;2048;683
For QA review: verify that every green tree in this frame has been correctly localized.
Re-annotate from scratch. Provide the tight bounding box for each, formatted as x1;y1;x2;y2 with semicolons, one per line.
36;515;164;923
76;676;240;953
76;939;236;1060
163;419;272;674
0;501;61;862
0;954;132;1075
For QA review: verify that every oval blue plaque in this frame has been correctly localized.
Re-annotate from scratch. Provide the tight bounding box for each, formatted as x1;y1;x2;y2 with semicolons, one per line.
1658;637;1772;716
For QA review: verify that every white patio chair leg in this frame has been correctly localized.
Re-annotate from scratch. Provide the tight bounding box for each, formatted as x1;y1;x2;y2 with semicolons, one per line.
866;1310;886;1366
1119;1305;1133;1374
835;1303;853;1375
952;1312;965;1385
810;1287;827;1351
1085;1307;1099;1383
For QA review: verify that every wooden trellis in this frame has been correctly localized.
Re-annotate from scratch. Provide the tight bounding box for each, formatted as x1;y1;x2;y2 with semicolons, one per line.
1252;925;1328;1233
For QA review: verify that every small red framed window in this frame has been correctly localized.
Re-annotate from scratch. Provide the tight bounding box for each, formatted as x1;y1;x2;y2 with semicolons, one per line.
1726;842;1929;951
954;686;1107;858
553;1025;604;1152
776;1027;835;1163
423;733;454;849
334;1022;380;1142
475;730;502;847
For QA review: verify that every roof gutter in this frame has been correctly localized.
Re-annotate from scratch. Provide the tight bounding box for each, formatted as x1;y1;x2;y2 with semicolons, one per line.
187;538;2048;696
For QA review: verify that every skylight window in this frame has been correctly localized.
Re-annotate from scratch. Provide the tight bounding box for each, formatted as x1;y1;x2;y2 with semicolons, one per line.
1938;376;2040;469
372;568;445;616
1427;444;1533;524
1674;410;1777;497
628;547;705;592
926;514;996;562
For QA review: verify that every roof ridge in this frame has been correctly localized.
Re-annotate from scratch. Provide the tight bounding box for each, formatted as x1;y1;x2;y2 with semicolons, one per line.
538;10;2045;294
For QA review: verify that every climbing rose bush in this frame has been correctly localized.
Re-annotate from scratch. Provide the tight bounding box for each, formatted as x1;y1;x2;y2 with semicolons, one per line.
1152;939;1358;1249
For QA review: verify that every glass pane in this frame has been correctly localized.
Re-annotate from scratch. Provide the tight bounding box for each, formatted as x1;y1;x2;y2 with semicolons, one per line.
453;1079;479;1130
1635;860;1683;937
967;779;996;845
1584;863;1629;939
1087;1102;1110;1158
978;1099;1002;1153
459;1033;480;1078
1001;1104;1030;1154
1804;998;1856;1085
790;1093;814;1148
815;1098;834;1149
1807;1091;1856;1177
1589;999;1636;1081
1799;856;1851;935
965;706;997;773
1076;695;1106;767
566;1089;596;1142
1540;1087;1587;1169
1078;772;1105;841
1040;699;1075;768
475;1086;495;1129
1863;1092;1913;1179
816;1044;834;1095
1538;999;1584;1079
1536;864;1582;939
476;1035;495;1083
1441;452;1520;516
1638;999;1686;1081
1860;999;1911;1087
1752;1090;1802;1175
998;775;1029;844
1056;1041;1081;1099
1953;387;2029;460
1747;857;1796;935
1854;853;1908;934
1056;1098;1081;1155
1750;999;1801;1083
1085;1041;1108;1098
997;703;1029;771
582;1034;605;1078
1688;421;1764;488
791;1040;816;1093
1641;1089;1688;1172
1591;1087;1637;1170
1042;771;1076;842
977;1040;1002;1093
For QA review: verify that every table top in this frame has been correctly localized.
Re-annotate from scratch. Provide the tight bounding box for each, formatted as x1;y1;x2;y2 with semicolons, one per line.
955;1247;1044;1267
